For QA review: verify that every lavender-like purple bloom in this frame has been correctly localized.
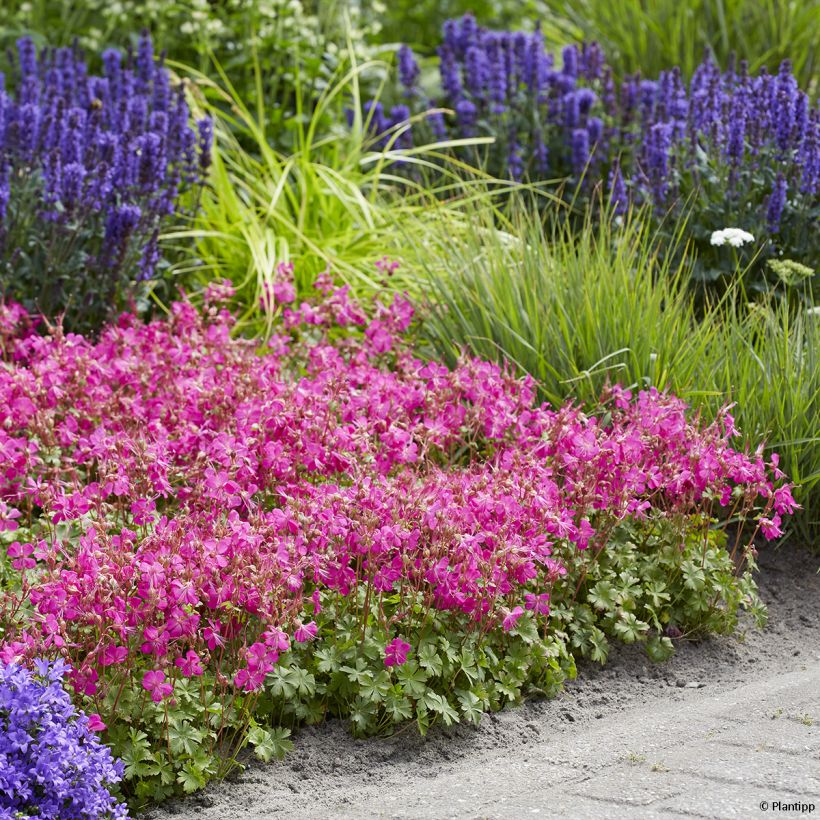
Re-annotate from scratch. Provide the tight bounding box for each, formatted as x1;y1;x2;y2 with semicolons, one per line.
487;36;508;113
608;161;628;214
563;91;581;129
16;38;38;82
571;127;590;175
579;42;605;81
16;103;41;161
16;37;39;105
388;104;413;150
132;131;166;191
524;27;541;90
398;45;420;93
587;116;604;147
508;132;524;181
102;48;122;92
59;161;86;210
60;106;87;165
464;45;489;100
139;228;161;281
638;79;658;124
561;45;579;79
767;174;788;232
136;29;154;95
512;32;529;86
0;34;210;330
152;52;171;113
104;203;141;250
799;109;819;196
644;122;673;204
600;67;617;118
426;106;447;141
363;100;387;137
455;99;477;135
576;88;596;118
774;60;798;154
619;74;640;131
438;45;463;102
359;14;817;280
726;90;747;167
442;18;460;57
457;13;478;56
667;67;689;136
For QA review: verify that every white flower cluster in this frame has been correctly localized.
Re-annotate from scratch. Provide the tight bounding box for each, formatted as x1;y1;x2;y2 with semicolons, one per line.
710;228;756;247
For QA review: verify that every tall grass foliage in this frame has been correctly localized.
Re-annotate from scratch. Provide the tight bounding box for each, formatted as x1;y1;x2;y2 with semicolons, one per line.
408;200;820;539
163;52;498;334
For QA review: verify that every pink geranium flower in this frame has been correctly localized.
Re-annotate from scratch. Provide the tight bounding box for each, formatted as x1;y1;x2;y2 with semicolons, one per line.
142;670;173;703
502;606;524;632
100;644;127;667
87;713;106;732
174;650;204;677
384;638;411;667
293;621;318;643
0;285;795;736
0;502;21;532
524;592;550;615
7;542;35;570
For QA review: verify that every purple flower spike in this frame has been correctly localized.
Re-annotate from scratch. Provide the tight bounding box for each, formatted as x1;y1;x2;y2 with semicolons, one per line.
766;174;788;233
398;45;420;93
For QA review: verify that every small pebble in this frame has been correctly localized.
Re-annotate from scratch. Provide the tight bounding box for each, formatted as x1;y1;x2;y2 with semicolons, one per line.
676;679;687;688
686;681;706;689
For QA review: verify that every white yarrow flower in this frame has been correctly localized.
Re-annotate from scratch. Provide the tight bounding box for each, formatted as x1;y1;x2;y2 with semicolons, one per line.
710;228;755;247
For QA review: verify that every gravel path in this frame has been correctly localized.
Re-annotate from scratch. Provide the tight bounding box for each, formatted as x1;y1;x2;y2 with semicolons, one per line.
146;544;820;820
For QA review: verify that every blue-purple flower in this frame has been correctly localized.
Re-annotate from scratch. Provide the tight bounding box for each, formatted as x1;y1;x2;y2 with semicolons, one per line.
0;31;213;331
354;14;818;286
0;659;127;819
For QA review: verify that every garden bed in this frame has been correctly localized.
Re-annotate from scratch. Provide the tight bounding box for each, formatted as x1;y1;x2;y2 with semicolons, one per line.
144;543;820;819
0;5;817;818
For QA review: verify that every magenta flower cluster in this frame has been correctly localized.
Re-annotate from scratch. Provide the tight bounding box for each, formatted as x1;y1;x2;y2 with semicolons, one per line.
0;266;795;709
0;659;126;819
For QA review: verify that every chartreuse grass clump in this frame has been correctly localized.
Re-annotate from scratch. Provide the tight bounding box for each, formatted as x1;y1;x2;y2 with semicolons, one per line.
0;267;796;809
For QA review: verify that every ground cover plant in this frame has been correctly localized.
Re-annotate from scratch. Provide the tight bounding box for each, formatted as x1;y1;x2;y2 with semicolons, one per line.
0;271;795;811
0;33;211;333
368;15;819;295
